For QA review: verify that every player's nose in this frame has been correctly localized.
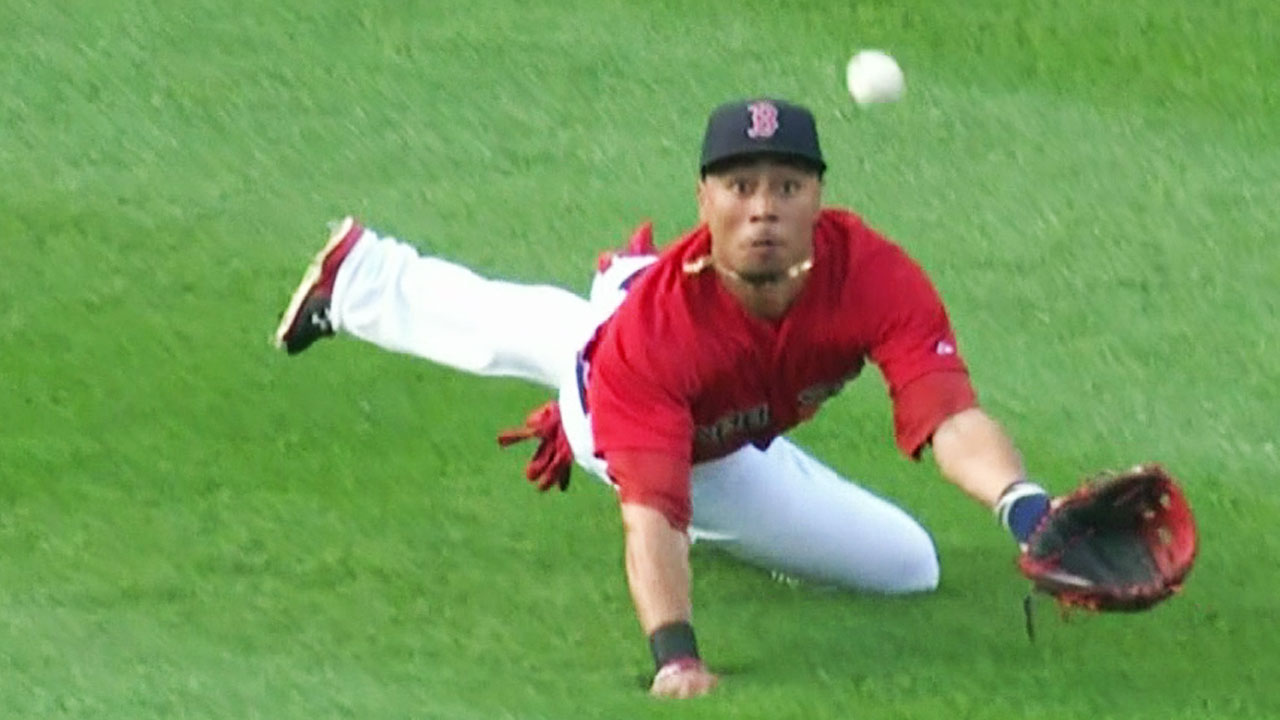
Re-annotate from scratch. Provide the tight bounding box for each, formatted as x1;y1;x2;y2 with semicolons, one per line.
747;188;778;222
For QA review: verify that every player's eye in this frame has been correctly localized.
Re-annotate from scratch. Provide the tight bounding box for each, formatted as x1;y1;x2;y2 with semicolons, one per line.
729;179;752;194
771;180;799;197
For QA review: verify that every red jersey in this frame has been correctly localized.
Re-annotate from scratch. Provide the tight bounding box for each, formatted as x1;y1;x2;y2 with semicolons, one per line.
586;208;977;527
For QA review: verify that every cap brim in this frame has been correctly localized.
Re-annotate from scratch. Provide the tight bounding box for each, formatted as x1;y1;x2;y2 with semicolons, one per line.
701;150;826;175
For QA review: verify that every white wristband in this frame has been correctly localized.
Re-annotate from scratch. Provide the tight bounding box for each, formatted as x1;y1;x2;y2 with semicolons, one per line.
994;481;1048;527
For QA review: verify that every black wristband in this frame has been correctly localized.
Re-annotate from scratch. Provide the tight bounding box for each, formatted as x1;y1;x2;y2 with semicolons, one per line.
649;621;699;671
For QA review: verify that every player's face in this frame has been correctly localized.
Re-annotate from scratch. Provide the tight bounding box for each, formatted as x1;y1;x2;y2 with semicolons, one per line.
698;159;822;285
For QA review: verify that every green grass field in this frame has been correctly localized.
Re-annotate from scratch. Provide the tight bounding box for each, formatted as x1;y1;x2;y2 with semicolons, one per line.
4;0;1279;717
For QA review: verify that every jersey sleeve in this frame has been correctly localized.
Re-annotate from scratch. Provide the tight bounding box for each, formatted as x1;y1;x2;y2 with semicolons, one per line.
588;320;697;528
605;449;693;531
867;252;978;457
891;370;977;457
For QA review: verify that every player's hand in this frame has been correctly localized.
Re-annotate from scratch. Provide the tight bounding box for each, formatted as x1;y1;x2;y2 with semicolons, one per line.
649;658;718;699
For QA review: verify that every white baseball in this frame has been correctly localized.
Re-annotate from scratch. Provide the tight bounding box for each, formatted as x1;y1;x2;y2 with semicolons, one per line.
845;50;905;105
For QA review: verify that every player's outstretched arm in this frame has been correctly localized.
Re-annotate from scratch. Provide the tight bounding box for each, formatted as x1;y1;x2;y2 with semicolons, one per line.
931;407;1053;544
619;502;719;699
932;409;1196;608
930;407;1027;507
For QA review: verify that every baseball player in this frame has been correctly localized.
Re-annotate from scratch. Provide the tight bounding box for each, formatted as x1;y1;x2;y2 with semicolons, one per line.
273;98;1054;699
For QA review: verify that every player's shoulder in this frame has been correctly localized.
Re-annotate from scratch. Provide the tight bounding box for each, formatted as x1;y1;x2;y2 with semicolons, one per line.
817;207;922;276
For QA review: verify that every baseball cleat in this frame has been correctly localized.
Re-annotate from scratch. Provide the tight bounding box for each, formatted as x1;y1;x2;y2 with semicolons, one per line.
273;216;364;355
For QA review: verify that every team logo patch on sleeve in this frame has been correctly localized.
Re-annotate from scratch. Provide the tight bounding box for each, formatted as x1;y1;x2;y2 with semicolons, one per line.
746;101;779;139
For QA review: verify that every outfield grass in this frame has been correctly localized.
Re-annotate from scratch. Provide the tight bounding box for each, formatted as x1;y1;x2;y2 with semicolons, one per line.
3;0;1278;717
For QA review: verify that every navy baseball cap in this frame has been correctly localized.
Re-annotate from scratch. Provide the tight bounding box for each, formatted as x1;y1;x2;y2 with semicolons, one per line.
699;98;826;175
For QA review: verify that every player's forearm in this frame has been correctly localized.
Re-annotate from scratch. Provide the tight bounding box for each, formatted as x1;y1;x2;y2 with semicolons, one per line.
619;502;692;633
931;407;1025;508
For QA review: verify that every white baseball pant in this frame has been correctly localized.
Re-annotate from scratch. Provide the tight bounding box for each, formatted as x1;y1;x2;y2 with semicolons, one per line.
328;226;939;593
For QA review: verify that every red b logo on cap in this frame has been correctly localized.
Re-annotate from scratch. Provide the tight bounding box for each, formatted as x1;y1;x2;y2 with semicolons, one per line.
746;101;779;139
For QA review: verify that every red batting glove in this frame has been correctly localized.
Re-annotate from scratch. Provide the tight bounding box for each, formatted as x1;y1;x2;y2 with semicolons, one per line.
496;401;573;491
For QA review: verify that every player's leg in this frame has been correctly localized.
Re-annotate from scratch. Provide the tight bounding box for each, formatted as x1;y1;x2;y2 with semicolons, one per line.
687;438;939;593
274;218;595;389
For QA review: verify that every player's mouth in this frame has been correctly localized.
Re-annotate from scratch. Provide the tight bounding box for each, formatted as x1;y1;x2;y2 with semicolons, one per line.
744;236;784;263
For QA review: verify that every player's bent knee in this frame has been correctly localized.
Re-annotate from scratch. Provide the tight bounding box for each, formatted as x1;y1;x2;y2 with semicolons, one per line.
818;526;940;594
877;526;940;594
897;547;940;593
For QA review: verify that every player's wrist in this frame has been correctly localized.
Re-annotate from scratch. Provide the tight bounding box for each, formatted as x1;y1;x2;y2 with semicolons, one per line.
649;621;701;672
995;480;1051;544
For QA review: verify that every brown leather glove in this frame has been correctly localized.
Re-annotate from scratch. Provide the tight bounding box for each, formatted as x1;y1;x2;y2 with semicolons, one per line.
1019;464;1197;611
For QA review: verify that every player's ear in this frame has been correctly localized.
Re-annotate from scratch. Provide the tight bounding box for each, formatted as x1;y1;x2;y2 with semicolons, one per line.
696;178;712;223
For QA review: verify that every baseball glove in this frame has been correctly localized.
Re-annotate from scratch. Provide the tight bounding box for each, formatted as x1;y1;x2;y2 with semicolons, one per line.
1018;464;1197;612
